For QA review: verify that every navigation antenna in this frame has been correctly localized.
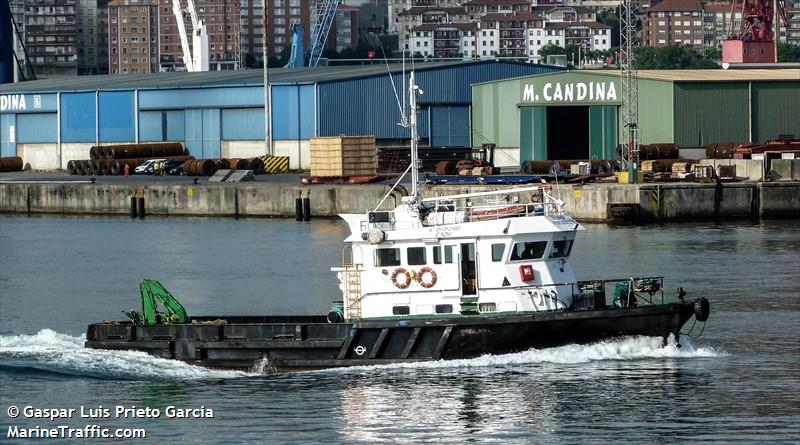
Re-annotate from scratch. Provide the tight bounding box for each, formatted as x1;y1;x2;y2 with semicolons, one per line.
399;71;423;201
620;0;640;183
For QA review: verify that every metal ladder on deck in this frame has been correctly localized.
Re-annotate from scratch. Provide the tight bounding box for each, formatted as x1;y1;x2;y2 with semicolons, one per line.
343;263;363;320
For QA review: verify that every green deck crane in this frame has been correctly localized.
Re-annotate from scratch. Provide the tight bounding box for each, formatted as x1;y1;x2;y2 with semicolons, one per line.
125;279;188;325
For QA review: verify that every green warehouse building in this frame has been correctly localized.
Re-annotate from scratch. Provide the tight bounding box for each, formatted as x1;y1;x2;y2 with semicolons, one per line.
471;69;800;166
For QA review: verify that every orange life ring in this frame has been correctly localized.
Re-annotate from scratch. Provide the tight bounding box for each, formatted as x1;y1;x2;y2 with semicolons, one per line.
391;268;412;289
417;267;437;288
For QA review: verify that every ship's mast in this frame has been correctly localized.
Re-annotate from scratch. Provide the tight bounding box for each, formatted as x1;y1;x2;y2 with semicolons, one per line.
408;71;421;201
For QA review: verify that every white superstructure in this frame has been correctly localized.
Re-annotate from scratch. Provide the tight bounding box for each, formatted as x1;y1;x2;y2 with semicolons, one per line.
332;70;585;321
334;186;584;320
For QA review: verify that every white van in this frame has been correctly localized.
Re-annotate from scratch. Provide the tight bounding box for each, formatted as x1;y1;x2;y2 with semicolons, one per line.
134;159;167;174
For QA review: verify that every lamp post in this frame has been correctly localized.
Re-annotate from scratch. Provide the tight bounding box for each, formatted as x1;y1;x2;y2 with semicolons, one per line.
262;0;272;156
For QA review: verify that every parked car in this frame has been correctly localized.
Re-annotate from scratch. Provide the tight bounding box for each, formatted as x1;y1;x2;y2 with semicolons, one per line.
134;159;167;175
164;159;187;175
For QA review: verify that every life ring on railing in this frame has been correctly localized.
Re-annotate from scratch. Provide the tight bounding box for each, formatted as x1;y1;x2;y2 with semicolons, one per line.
391;268;413;289
417;267;437;288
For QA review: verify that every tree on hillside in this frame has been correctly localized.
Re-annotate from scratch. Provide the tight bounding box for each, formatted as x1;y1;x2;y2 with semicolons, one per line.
778;43;800;62
704;46;721;61
635;45;718;69
597;8;621;48
538;44;567;64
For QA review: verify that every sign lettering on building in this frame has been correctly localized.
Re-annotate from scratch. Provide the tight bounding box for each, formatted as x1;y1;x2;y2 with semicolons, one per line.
0;95;27;112
521;81;618;104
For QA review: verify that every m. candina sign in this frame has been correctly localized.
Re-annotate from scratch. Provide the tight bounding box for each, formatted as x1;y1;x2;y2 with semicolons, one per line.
522;81;618;103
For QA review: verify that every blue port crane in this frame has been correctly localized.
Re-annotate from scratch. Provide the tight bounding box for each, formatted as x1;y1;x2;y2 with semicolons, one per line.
306;0;339;67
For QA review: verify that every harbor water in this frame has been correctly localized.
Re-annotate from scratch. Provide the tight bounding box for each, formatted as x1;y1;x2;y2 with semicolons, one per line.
1;216;798;443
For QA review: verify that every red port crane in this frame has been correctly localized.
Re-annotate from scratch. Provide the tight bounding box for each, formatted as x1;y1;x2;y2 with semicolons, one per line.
722;0;789;63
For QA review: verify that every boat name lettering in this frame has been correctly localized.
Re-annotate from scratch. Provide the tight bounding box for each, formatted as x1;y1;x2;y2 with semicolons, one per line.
434;225;461;237
547;215;576;226
522;81;618;103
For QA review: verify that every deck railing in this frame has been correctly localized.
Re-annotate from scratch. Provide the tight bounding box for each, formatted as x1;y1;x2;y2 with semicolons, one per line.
420;185;565;225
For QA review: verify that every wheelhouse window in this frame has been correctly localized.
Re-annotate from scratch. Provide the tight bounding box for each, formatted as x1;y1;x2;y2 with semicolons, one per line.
407;247;426;265
549;239;574;258
510;241;547;261
491;243;506;262
444;245;454;263
433;246;455;264
375;248;401;267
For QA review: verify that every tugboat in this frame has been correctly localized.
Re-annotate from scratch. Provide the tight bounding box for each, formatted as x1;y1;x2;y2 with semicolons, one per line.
85;73;710;372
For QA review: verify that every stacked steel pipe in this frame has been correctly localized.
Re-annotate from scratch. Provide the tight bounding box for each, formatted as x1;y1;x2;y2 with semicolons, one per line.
0;156;24;172
70;142;190;176
705;142;743;159
638;144;679;160
71;144;274;176
183;159;218;176
88;142;185;160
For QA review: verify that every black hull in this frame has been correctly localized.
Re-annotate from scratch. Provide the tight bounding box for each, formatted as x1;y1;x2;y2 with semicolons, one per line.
85;302;698;372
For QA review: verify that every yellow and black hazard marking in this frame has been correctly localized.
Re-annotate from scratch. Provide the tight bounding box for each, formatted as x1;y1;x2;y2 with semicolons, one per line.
649;186;664;208
260;155;290;173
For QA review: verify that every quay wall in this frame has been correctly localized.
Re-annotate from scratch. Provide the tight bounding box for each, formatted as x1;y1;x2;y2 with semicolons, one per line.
0;182;798;221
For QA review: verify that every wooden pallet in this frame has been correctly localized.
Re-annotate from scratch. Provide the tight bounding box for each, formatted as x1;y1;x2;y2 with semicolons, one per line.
310;135;377;177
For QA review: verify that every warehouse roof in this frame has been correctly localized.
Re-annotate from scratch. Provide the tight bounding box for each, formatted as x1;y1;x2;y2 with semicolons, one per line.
612;69;800;81
0;60;540;93
472;67;800;86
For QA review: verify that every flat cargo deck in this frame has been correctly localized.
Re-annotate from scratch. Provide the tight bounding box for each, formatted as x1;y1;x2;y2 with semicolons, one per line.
86;302;698;372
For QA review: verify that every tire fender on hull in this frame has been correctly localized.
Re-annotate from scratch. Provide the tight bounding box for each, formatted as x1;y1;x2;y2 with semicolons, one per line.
694;297;710;322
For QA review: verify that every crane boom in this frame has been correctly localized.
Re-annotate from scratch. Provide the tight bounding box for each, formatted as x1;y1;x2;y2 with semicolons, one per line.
307;0;339;67
185;0;200;29
172;0;194;71
722;0;789;63
170;0;208;72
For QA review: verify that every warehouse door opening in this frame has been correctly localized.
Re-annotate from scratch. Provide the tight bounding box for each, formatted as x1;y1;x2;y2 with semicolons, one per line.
546;106;589;160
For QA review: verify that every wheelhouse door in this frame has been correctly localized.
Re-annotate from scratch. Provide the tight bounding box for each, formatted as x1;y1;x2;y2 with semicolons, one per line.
431;244;460;291
460;243;477;295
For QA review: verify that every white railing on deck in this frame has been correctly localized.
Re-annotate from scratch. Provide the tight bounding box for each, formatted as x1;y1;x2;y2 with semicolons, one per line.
420;185;564;226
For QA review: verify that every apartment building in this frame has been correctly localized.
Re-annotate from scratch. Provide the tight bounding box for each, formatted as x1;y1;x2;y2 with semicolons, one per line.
13;0;79;77
702;2;740;48
642;0;705;49
532;5;597;23
76;0;98;74
479;12;543;57
96;0;110;73
156;0;240;71
330;4;359;53
546;21;611;49
358;0;387;36
407;5;610;63
238;0;264;67
463;0;532;20
389;0;461;34
409;22;476;58
396;5;468;49
108;0;158;74
782;0;800;45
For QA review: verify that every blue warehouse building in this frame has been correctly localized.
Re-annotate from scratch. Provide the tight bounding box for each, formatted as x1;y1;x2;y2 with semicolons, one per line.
0;61;561;170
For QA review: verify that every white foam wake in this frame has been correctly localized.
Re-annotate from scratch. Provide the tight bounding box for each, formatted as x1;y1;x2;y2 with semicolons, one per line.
0;329;250;380
333;335;725;373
